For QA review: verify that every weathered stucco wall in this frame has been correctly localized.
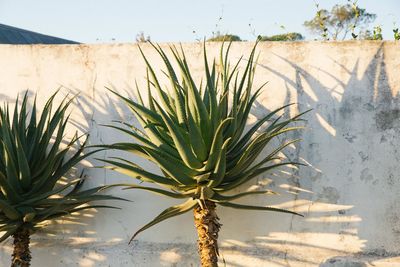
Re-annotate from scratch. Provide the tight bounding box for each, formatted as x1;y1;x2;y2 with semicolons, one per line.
0;41;399;266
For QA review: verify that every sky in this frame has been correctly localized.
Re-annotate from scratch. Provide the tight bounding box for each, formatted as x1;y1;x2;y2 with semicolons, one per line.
0;0;399;43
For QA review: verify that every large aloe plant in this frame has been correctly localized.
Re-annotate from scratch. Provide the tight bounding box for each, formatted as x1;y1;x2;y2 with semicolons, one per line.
102;42;307;267
0;92;120;267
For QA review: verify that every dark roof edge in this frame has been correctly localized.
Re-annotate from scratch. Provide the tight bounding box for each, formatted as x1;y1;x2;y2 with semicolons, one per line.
0;23;79;44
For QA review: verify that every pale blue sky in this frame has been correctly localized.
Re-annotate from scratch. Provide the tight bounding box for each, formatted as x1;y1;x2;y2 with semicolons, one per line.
0;0;399;43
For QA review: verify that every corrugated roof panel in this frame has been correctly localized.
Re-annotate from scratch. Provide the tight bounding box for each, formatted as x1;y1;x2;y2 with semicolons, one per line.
0;31;10;43
7;29;27;44
20;31;37;44
0;23;79;44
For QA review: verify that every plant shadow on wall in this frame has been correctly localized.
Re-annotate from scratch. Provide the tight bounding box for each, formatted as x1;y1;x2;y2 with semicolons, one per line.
52;47;319;267
69;44;372;267
258;43;400;266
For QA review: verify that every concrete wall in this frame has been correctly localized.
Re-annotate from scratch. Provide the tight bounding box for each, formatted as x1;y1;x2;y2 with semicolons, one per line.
0;41;399;266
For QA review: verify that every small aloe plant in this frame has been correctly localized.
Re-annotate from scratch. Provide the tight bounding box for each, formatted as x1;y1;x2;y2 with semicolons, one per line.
101;42;307;267
393;28;400;40
0;92;120;267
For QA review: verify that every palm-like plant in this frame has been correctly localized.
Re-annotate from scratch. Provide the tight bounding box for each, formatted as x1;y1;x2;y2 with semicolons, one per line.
0;92;120;267
102;42;307;267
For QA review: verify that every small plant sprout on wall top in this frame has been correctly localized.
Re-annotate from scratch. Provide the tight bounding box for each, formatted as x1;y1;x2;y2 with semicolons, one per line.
0;92;121;267
101;42;308;267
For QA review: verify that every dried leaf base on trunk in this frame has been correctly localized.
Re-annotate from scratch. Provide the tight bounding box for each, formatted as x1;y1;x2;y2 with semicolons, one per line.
11;227;31;267
194;200;222;267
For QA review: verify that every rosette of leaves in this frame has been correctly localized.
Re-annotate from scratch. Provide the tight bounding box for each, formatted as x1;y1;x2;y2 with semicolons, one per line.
101;42;307;267
0;92;121;267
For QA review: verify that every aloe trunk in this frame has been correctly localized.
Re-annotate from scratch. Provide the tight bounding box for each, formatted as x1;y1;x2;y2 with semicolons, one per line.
194;201;221;267
11;227;31;267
